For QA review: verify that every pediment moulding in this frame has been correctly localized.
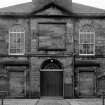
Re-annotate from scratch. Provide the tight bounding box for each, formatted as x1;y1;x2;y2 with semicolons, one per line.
32;0;72;13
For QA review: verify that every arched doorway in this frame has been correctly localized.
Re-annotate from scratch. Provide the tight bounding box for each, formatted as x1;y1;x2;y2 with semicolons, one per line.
40;59;63;97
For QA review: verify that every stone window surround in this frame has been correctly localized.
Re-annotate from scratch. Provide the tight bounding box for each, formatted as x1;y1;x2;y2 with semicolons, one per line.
79;24;95;56
8;26;25;55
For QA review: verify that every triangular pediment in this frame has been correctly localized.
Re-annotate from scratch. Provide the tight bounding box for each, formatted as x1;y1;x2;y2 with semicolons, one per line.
36;6;66;15
32;0;72;14
32;3;71;16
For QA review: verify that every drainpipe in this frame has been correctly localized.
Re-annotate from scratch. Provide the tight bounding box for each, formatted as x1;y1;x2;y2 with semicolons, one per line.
1;96;3;105
102;92;105;105
1;94;6;105
73;19;76;98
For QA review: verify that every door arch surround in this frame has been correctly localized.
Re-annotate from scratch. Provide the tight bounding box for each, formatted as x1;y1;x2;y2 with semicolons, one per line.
41;58;63;69
40;58;63;97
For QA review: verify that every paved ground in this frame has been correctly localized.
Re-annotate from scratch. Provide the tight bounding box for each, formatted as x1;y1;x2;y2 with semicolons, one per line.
66;99;102;105
37;98;103;105
0;98;104;105
2;99;38;105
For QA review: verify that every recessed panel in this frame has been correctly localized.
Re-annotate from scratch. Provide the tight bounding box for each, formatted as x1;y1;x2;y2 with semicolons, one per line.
38;23;66;50
9;72;24;97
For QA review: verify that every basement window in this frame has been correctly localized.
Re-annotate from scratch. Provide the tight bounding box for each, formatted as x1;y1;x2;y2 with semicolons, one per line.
9;25;25;55
79;24;95;55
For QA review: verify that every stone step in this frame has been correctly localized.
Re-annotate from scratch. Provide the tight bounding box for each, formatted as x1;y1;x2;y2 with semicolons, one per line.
36;99;70;105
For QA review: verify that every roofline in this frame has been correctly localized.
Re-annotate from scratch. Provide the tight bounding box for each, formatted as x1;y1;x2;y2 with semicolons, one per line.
0;1;104;18
0;12;105;19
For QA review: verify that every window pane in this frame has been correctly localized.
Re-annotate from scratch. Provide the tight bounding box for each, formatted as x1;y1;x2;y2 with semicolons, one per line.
10;49;16;53
80;33;84;39
16;49;21;53
87;33;90;39
90;34;95;43
80;38;84;43
89;44;94;54
91;34;94;39
80;44;86;54
90;38;94;43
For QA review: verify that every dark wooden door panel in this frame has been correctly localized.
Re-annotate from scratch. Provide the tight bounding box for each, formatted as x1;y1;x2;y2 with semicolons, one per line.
41;71;63;96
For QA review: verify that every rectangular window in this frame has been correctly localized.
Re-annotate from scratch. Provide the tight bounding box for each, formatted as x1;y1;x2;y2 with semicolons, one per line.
9;27;25;55
79;31;95;55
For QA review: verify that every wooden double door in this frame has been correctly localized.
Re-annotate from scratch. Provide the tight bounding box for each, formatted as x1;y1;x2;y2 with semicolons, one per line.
40;70;63;97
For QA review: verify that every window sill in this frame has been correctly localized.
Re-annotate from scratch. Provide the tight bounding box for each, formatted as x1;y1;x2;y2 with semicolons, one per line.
79;54;95;56
8;53;25;55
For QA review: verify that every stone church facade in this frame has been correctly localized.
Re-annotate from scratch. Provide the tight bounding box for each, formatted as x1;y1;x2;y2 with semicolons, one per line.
0;0;104;98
